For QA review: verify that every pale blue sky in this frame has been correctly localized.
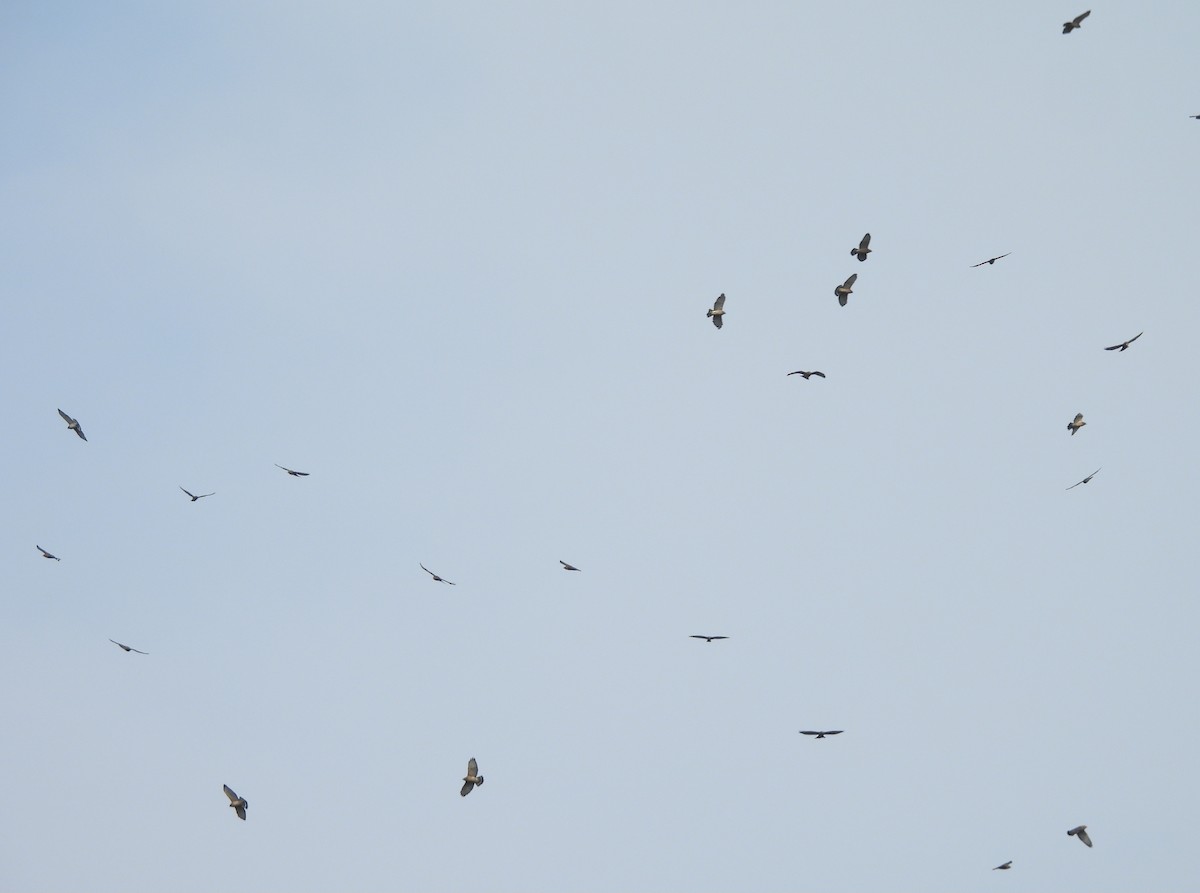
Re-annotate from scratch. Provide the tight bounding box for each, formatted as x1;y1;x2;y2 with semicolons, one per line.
3;2;1199;891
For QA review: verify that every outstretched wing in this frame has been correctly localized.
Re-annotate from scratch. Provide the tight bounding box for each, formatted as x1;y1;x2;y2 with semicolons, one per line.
1077;828;1092;847
467;758;478;777
235;804;247;820
799;731;821;736
1073;413;1084;424
859;233;871;251
712;293;726;312
810;371;826;378
1126;331;1143;345
58;408;73;424
560;560;580;571
844;273;858;289
460;779;474;796
180;487;196;499
420;563;434;577
224;784;239;803
1074;10;1091;25
712;313;722;329
822;730;844;736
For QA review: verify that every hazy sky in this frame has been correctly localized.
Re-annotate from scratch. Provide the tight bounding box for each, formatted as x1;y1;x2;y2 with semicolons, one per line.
4;3;1199;891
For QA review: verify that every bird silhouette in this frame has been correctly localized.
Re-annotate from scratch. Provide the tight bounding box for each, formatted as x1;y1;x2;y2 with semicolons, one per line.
690;635;729;642
420;564;455;585
179;487;215;502
275;464;309;476
834;274;857;306
461;758;484;796
559;560;581;571
223;784;248;820
1104;332;1142;351
800;730;843;739
970;253;1011;267
1067;825;1092;847
109;639;148;654
36;545;60;561
1066;469;1101;490
57;408;86;441
787;370;825;379
993;861;1012;870
1067;413;1086;435
707;293;726;329
1062;10;1090;33
851;233;872;261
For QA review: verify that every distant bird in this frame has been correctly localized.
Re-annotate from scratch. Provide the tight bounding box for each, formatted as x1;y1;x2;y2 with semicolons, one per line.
109;639;148;654
1062;10;1090;33
1103;331;1142;352
690;635;729;642
834;273;857;306
420;564;455;585
1067;413;1086;435
787;370;825;379
1192;115;1200;120
1067;825;1092;847
57;408;86;441
993;861;1012;871
36;545;60;561
179;487;215;502
1066;468;1101;490
559;560;581;571
970;252;1011;267
223;784;248;820
461;758;484;797
707;293;726;329
275;464;309;476
800;730;843;739
851;232;872;261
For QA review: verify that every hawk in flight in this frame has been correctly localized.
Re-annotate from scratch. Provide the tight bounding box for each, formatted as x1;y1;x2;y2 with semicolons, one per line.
58;408;87;441
851;233;872;261
461;758;484;796
707;293;726;329
223;784;248;820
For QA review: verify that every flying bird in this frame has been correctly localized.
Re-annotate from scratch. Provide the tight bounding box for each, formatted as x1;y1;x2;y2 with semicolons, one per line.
559;560;581;571
275;464;309;476
420;564;455;585
707;293;726;329
36;545;60;561
109;639;148;654
179;487;215;502
787;370;825;379
1062;10;1090;33
57;408;87;441
1066;468;1101;490
993;861;1012;871
834;273;857;306
1103;331;1142;351
223;784;248;820
1067;413;1086;435
800;730;843;739
851;232;872;261
971;252;1011;267
690;635;729;642
1067;825;1092;847
461;758;484;797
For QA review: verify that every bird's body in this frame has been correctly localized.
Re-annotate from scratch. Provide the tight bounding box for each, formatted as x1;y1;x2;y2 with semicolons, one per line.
971;253;1011;267
223;784;248;820
1104;331;1142;351
461;758;484;796
1063;10;1090;33
690;635;728;642
800;730;843;739
1068;825;1092;847
851;233;872;261
834;274;857;306
109;639;148;654
180;487;215;502
420;564;455;585
707;293;726;329
787;370;825;379
36;545;60;561
1068;412;1086;435
994;861;1012;871
57;408;86;441
559;560;581;571
1066;468;1101;490
275;464;309;476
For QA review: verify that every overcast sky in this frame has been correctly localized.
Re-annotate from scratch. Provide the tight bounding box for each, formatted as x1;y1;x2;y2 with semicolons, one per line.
3;2;1199;891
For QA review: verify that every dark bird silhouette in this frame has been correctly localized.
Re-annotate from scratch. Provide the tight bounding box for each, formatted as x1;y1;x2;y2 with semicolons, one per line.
179;487;215;502
993;861;1012;871
707;293;726;329
690;635;729;642
275;464;309;476
461;758;484;797
57;408;86;441
834;273;857;306
36;545;60;561
1067;825;1092;847
970;253;1011;267
787;370;825;379
1066;468;1101;490
800;730;843;739
851;232;872;261
223;784;248;820
109;639;148;654
1063;10;1090;33
559;560;581;571
1104;331;1142;351
420;564;455;585
1067;413;1086;435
